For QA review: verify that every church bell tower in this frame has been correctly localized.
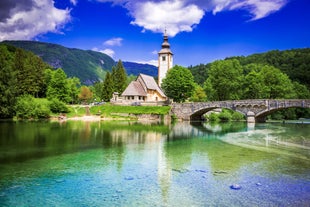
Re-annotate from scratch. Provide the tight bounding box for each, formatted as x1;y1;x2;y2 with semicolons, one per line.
158;30;173;87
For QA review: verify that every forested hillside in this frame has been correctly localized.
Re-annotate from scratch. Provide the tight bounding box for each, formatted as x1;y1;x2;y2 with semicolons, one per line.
0;41;158;84
189;48;310;89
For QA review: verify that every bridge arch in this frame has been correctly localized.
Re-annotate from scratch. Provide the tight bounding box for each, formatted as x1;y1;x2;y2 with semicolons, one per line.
190;107;245;120
171;99;310;123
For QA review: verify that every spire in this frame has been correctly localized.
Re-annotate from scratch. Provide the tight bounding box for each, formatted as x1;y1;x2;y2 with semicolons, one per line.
159;30;172;54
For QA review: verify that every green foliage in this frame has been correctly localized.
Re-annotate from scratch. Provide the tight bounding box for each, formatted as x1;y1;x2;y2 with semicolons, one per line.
15;95;50;119
229;49;310;89
188;63;211;86
0;45;17;118
207;113;219;122
161;65;196;102
111;60;128;93
49;98;70;113
14;48;49;97
218;110;232;122
67;77;81;104
102;72;114;101
47;68;71;103
189;85;207;102
204;59;243;101
231;111;245;121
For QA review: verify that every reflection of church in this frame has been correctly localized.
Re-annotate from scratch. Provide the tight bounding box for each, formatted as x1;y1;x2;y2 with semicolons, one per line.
111;31;173;105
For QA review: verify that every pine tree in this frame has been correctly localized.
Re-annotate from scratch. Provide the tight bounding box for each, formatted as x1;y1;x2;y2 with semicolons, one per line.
112;60;127;93
0;45;17;118
102;72;114;101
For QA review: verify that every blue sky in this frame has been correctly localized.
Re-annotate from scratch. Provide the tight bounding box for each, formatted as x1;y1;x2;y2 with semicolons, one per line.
0;0;309;67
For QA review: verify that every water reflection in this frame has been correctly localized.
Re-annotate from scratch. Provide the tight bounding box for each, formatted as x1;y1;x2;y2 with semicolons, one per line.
0;120;309;206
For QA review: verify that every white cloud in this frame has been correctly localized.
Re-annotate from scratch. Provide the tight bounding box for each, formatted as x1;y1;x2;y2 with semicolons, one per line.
103;37;123;46
134;59;158;67
70;0;78;6
130;0;204;37
228;0;287;20
95;0;287;36
92;47;115;58
0;0;71;41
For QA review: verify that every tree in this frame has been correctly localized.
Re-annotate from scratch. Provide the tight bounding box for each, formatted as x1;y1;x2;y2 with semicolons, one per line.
204;59;243;101
0;45;17;118
259;65;295;99
47;68;71;103
78;86;93;104
102;72;114;101
112;60;127;93
14;48;48;97
161;65;195;102
67;77;81;104
189;85;207;102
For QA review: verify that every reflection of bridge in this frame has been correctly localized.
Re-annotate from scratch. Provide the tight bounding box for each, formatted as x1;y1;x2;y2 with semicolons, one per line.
171;99;310;123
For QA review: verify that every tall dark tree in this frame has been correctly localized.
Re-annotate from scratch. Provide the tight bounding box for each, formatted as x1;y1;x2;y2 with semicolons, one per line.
112;60;127;93
102;72;114;101
0;45;17;118
14;48;48;97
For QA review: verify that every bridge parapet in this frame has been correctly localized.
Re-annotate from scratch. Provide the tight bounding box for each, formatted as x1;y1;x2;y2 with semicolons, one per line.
171;99;310;122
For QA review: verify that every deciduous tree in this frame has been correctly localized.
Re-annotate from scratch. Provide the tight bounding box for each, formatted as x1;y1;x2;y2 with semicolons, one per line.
161;65;195;102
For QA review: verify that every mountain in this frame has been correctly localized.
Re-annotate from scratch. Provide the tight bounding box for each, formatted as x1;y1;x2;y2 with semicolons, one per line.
1;40;158;85
122;61;157;77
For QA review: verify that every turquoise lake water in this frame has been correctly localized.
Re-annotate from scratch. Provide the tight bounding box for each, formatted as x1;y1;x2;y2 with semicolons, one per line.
0;120;309;206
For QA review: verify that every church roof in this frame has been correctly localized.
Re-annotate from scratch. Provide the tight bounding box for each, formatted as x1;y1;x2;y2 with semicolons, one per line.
121;73;166;98
121;80;147;96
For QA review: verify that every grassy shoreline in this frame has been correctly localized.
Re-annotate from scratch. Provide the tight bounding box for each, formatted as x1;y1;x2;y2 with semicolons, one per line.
66;104;171;120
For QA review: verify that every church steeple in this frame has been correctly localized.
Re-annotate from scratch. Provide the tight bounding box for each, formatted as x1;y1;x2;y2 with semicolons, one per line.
158;30;173;87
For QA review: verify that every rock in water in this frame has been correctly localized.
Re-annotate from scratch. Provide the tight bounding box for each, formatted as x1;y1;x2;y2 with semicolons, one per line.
230;184;242;190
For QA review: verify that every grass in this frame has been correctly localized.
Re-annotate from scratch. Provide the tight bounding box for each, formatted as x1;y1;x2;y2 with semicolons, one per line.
92;103;171;118
67;103;171;118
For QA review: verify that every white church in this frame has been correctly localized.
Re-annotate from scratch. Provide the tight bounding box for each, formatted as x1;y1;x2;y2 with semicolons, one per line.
111;31;173;105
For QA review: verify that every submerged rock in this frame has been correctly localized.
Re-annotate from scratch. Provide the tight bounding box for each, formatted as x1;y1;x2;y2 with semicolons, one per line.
230;184;242;190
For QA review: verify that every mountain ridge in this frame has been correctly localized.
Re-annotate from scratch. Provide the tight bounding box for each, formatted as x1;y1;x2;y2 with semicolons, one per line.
1;40;158;85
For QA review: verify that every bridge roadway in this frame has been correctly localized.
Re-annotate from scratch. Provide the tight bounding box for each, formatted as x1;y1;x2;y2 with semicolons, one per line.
171;99;310;123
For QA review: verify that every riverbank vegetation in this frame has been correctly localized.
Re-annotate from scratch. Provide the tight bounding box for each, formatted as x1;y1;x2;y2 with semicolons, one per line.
1;44;309;121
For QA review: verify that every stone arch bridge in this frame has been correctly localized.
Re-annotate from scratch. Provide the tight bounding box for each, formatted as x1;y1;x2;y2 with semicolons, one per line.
171;99;310;123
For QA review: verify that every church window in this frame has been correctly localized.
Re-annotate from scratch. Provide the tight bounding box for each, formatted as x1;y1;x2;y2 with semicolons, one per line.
162;56;166;61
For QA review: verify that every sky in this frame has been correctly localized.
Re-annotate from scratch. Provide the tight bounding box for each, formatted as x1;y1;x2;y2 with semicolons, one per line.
0;0;309;67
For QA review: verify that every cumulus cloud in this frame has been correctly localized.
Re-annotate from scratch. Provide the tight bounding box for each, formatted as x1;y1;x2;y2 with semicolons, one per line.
95;0;287;36
0;0;71;41
104;37;123;46
130;1;204;37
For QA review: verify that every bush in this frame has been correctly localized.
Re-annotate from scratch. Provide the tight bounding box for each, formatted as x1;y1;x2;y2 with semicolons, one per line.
15;95;50;119
232;111;245;121
218;110;232;122
208;113;219;122
49;98;70;113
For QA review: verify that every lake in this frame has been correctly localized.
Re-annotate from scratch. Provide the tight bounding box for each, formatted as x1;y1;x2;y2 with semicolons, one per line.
0;120;309;206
